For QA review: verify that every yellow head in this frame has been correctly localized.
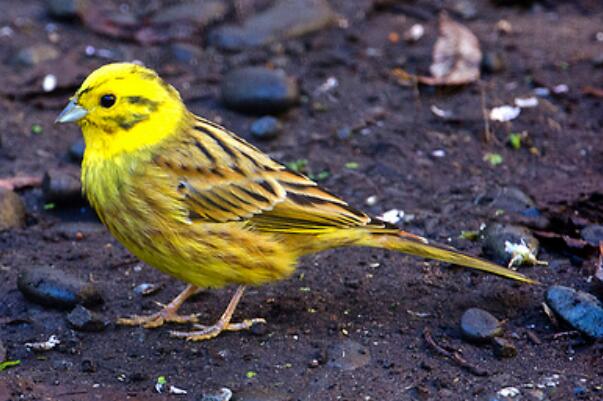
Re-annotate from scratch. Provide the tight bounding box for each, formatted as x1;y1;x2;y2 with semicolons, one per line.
56;63;187;160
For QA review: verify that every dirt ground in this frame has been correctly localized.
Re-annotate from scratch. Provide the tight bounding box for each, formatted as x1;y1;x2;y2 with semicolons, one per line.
0;1;602;400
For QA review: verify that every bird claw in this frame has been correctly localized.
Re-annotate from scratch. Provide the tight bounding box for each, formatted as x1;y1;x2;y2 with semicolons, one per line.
117;310;200;329
170;318;266;341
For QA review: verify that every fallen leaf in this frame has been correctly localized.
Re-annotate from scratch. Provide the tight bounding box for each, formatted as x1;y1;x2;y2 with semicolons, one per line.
582;86;603;98
418;13;482;85
0;175;43;191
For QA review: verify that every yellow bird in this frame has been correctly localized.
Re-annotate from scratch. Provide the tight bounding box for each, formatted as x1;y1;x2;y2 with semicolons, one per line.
56;63;534;341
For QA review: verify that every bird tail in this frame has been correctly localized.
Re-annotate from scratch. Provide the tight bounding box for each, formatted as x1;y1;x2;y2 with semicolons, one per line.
358;229;537;284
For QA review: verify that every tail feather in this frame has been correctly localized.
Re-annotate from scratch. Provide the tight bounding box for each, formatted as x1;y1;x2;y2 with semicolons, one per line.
363;230;538;284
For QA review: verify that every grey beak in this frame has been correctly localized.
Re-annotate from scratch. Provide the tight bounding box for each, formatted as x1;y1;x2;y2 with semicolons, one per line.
55;99;88;123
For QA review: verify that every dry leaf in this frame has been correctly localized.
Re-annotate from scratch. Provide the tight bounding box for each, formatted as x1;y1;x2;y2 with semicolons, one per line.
418;13;482;86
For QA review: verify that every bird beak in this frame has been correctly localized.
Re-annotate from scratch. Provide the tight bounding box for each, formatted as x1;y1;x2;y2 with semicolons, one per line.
55;99;88;124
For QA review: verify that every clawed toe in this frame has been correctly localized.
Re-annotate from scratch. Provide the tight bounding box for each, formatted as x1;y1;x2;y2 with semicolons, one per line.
170;318;266;341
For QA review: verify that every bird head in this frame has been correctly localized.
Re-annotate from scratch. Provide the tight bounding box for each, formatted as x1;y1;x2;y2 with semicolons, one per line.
56;62;187;159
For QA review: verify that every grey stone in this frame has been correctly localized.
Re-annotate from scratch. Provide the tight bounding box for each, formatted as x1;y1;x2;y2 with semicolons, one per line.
580;224;603;247
221;67;299;114
42;168;82;203
66;305;106;332
250;116;282;140
545;285;603;339
460;308;503;342
17;265;103;309
209;0;334;51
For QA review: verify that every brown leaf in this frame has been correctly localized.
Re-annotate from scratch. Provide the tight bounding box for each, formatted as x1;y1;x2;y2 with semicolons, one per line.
418;13;482;86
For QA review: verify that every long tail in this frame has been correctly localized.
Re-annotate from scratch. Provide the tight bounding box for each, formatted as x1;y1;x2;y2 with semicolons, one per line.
358;229;537;284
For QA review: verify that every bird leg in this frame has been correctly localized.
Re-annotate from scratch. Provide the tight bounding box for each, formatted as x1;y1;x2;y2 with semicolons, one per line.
117;284;201;329
170;285;265;341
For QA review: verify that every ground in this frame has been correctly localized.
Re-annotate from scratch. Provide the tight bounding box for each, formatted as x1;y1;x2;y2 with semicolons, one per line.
0;1;602;400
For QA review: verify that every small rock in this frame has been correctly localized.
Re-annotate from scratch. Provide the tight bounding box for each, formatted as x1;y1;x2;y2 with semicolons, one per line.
250;116;282;140
481;223;539;265
15;45;59;67
480;186;536;214
545;285;603;339
81;358;96;372
201;387;232;401
221;67;299;114
492;337;517;358
66;305;106;332
0;189;26;231
17;265;103;309
460;308;503;342
209;0;334;51
327;339;370;371
42;168;82;203
481;51;506;73
233;387;288;401
452;0;478;19
580;224;603;247
169;43;203;65
133;282;162;296
47;0;83;19
68;138;85;162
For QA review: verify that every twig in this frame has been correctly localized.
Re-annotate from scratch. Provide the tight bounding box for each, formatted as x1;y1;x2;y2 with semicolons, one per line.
526;329;542;345
0;175;43;191
479;80;492;143
423;327;488;376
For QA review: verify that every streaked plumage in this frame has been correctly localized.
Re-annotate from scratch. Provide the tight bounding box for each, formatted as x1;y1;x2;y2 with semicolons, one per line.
57;63;535;341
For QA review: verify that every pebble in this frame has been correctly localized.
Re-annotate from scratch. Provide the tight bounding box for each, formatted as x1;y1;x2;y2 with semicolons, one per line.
169;43;203;65
481;51;506;74
47;0;82;19
66;305;106;332
327;339;370;371
42;168;82;203
460;308;503;342
250;116;282;140
545;285;603;339
68;138;85;162
233;387;289;401
209;0;334;51
17;265;103;309
0;189;26;231
15;44;59;67
580;224;603;247
221;67;299;114
452;0;478;19
481;223;539;265
200;387;232;401
133;282;162;296
492;337;517;358
480;186;536;214
81;358;97;373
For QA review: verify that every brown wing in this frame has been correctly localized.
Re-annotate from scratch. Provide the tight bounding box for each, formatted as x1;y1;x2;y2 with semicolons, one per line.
153;116;379;233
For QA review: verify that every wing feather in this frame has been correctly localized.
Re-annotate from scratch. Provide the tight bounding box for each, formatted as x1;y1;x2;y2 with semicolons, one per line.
152;117;382;232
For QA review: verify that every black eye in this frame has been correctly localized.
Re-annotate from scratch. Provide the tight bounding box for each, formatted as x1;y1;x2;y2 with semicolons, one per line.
100;94;116;108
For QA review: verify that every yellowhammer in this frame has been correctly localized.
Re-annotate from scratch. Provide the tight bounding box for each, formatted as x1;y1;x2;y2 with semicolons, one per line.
56;63;534;341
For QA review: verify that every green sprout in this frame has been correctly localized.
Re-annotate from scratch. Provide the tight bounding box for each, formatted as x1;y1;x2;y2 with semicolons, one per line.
508;133;522;150
0;360;21;371
483;152;503;167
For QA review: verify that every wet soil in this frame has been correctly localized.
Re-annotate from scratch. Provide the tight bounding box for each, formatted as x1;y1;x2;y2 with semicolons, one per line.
0;1;602;400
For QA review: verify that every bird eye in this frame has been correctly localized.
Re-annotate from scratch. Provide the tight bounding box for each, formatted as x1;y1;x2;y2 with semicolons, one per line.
100;94;116;108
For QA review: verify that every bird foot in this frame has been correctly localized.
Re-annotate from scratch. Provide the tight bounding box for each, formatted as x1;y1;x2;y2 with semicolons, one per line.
170;318;266;341
117;308;200;329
